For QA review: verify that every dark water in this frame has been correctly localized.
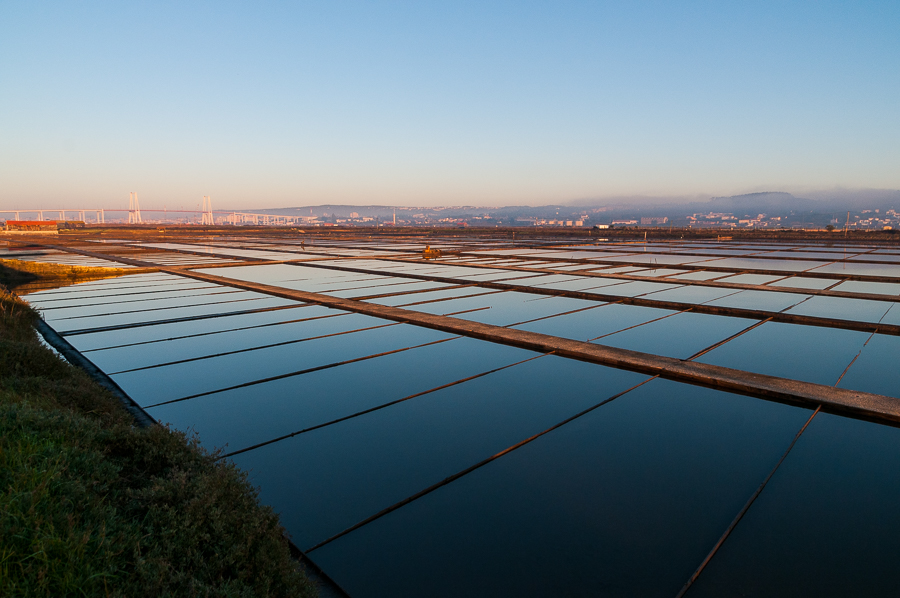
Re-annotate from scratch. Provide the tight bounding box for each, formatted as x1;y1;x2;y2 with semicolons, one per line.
689;413;900;597
595;311;754;359
112;323;452;407
150;337;536;453
837;333;900;398
87;309;370;373
514;303;675;341
696;322;871;386
65;304;316;350
232;357;648;551
309;379;813;598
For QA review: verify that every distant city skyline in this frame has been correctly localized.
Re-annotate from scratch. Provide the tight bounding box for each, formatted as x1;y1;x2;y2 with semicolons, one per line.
2;2;898;210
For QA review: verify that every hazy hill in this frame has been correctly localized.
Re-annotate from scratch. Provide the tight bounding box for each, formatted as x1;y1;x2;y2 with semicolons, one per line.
709;192;815;213
236;188;899;222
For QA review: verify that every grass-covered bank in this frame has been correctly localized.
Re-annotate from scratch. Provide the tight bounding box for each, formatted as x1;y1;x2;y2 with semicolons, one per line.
0;258;131;294
0;284;316;596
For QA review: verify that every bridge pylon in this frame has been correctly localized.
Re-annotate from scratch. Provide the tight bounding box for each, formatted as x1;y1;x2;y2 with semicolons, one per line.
201;196;214;225
128;192;142;224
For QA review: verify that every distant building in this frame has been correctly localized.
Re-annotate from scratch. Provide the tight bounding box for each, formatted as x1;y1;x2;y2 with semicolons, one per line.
640;217;669;226
3;220;59;234
57;220;86;230
534;219;583;227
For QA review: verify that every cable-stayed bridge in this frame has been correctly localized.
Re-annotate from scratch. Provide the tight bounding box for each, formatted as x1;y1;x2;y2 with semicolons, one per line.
1;195;313;226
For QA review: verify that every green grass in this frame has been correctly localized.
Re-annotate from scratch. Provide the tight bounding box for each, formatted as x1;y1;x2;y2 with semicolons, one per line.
0;284;316;597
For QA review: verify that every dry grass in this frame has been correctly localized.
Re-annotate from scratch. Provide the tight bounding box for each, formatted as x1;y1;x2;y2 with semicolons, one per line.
0;258;127;293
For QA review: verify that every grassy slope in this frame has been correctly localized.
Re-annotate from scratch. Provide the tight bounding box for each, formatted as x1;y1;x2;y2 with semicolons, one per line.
0;280;316;597
0;257;127;277
0;258;129;295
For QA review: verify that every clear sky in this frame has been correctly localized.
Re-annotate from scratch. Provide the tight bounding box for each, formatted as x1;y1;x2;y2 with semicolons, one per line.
1;1;898;210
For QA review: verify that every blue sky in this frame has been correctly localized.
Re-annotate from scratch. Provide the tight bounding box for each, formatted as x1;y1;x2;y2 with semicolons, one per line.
1;1;898;210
